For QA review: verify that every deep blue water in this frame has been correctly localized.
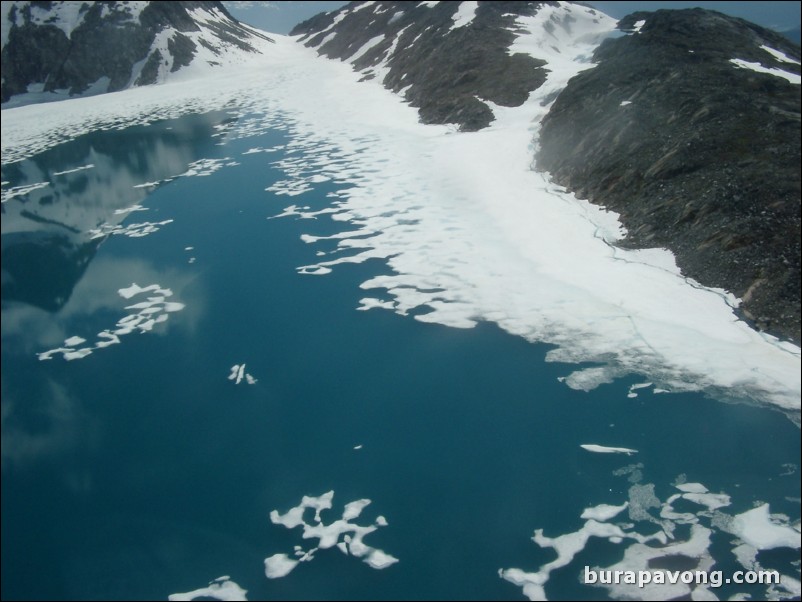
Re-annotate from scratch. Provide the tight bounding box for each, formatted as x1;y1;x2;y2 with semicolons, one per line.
1;111;799;601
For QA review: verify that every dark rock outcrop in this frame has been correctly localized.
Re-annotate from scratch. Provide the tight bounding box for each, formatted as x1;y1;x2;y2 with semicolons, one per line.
1;1;272;106
537;9;801;342
291;1;556;131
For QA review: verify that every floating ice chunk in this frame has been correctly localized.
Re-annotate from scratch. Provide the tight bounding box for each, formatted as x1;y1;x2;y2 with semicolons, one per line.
179;157;235;177
505;471;797;600
365;549;399;569
593;524;714;601
682;492;731;511
562;367;620;391
267;491;396;576
581;444;638;455
298;266;333;275
95;331;121;348
113;204;147;214
731;504;801;550
732;543;759;571
118;283;161;299
168;576;248;601
620;100;632;106
88;219;173;240
676;482;708;494
501;517;663;600
39;282;184;361
343;499;371;521
627;382;653;398
52;164;95;176
0;181;49;204
64;348;93;360
580;502;628;522
37;347;72;360
353;444;363;450
264;554;299;579
357;298;395;311
229;364;257;385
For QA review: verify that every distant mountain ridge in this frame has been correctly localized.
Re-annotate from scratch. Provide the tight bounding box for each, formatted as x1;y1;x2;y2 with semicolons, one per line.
0;0;272;107
293;0;801;343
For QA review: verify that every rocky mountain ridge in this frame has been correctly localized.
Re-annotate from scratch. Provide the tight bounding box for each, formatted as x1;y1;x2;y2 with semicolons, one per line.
1;0;272;107
291;1;615;131
537;9;801;342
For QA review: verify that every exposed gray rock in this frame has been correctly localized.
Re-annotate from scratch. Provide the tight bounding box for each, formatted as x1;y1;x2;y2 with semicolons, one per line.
291;1;554;131
537;9;801;343
1;1;273;106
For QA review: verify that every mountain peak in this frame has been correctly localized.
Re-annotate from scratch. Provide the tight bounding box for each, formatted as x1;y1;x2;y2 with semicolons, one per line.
1;1;273;107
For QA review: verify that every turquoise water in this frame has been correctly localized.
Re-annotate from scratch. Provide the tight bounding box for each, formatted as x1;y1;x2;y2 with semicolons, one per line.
2;111;799;601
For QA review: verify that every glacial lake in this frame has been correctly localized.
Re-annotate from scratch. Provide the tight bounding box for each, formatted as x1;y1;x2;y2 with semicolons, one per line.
2;109;799;601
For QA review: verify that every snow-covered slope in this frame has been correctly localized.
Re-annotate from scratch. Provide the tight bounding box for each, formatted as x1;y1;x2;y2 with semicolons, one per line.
292;0;801;344
1;1;273;107
291;0;617;130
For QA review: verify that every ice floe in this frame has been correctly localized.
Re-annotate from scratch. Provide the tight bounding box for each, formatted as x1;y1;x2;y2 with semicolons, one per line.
266;491;398;578
168;576;248;601
0;181;49;203
501;467;801;601
731;504;802;550
88;219;173;240
179;157;240;177
228;364;257;385
52;163;95;176
626;382;653;398
264;553;299;579
113;204;148;215
581;444;638;455
37;283;184;361
580;502;629;521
